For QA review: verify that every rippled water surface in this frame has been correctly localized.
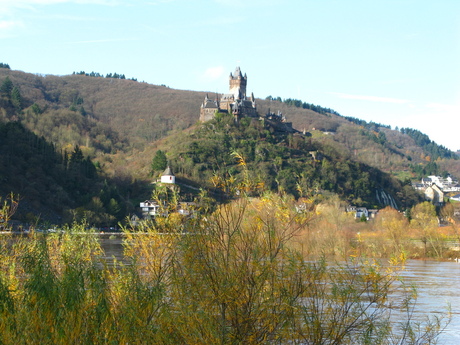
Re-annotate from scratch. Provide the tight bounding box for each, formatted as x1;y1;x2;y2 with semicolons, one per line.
397;260;460;344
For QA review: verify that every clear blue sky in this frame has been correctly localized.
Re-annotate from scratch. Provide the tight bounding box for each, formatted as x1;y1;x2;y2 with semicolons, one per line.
1;0;459;151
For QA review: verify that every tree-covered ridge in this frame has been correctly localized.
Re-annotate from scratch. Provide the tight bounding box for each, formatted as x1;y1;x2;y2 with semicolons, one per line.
165;113;421;209
0;69;199;156
2;67;459;181
341;115;457;162
0;74;127;155
400;127;457;160
261;95;458;178
265;95;341;116
72;70;138;81
0;63;10;69
343;116;391;130
0;122;87;219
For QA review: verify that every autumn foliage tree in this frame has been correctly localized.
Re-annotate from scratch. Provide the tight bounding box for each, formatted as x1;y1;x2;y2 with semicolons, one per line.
374;206;409;255
410;201;443;257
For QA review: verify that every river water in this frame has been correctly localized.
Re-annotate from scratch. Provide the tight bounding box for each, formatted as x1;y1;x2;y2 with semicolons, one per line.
396;260;460;344
100;237;459;343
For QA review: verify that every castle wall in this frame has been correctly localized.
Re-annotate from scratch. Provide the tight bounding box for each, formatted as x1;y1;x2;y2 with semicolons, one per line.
200;108;218;122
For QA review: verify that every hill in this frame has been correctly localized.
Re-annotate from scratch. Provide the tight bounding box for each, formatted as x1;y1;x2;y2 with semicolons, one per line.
2;67;458;178
0;121;97;223
1;66;459;223
158;112;421;209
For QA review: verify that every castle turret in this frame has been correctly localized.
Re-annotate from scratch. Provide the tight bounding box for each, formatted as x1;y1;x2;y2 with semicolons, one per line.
199;93;219;122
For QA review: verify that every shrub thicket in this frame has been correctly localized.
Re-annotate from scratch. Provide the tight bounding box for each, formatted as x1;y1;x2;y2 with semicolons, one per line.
0;182;447;344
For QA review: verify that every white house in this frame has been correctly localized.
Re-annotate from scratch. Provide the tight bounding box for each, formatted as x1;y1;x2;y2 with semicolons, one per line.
412;183;425;190
443;184;460;192
416;175;460;193
423;175;459;191
421;177;433;187
139;200;161;217
347;206;369;220
355;207;369;219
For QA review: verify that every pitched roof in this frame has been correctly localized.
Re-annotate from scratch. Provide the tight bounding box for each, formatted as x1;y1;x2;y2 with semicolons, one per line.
162;166;174;176
231;66;243;79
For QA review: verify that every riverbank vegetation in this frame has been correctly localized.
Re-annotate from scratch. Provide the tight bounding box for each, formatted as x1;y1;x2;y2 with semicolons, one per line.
0;171;448;345
0;187;450;344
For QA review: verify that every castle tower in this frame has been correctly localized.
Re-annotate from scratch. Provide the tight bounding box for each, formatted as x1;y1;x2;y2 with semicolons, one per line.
229;66;247;99
199;66;257;122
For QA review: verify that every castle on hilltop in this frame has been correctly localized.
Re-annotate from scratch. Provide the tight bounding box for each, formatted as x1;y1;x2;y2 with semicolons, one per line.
199;67;296;133
200;67;257;122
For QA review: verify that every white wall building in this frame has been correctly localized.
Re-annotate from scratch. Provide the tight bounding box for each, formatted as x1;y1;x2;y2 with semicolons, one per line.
160;166;175;184
140;200;161;217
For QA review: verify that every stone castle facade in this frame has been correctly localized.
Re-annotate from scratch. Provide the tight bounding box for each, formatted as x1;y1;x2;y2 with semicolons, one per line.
200;67;257;122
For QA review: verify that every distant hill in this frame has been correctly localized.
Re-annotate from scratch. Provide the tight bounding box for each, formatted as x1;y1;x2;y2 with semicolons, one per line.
1;66;459;223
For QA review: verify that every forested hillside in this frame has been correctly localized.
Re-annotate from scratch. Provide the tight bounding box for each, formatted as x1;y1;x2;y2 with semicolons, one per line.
2;67;458;178
157;113;422;209
0;122;93;222
0;69;202;152
1;66;459;224
0;120;144;226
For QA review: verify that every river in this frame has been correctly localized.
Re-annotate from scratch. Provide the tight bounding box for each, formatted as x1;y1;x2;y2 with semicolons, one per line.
99;236;460;343
396;260;460;344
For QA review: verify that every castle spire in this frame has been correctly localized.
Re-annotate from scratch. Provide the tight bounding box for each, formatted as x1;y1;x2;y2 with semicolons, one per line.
234;66;242;78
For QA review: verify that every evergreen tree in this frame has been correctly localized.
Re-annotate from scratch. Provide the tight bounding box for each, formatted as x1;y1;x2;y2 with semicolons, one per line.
31;103;42;114
0;77;13;96
151;150;168;173
70;145;84;165
11;86;22;110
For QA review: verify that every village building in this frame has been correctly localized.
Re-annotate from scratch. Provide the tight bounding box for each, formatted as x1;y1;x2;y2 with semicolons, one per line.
354;207;369;220
417;175;459;191
139;200;161;218
177;202;197;217
367;209;379;219
347;206;368;220
412;175;459;205
139;166;177;219
424;184;444;206
346;205;380;220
